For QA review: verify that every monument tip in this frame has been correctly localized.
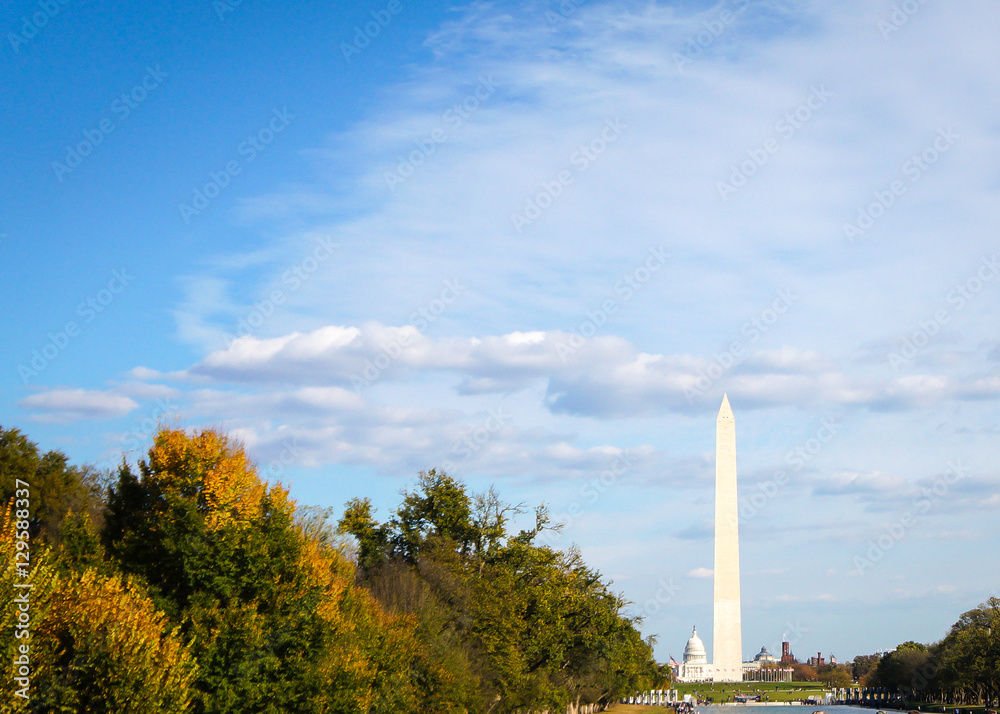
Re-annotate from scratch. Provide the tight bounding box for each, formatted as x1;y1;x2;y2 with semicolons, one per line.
718;393;733;419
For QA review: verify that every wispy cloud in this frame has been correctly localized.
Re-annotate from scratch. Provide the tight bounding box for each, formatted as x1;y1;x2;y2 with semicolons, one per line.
19;389;139;423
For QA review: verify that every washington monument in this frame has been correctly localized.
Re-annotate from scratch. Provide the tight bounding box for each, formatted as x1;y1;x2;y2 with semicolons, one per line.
713;394;743;682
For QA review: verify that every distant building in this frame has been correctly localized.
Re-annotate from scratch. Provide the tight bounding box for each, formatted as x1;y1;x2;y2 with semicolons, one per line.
781;640;794;664
753;645;777;664
675;627;713;682
675;630;793;682
807;652;826;667
742;645;792;682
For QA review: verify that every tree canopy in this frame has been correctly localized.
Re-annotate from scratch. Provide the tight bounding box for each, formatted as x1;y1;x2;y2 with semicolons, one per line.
862;599;1000;708
1;425;660;713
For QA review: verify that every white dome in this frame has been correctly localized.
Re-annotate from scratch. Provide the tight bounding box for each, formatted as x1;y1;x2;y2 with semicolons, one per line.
683;627;708;664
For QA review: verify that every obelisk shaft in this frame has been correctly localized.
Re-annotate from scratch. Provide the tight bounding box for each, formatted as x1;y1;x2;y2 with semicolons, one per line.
713;394;742;682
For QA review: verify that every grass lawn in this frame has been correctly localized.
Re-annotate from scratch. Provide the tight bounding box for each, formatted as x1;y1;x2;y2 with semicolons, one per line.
674;681;830;703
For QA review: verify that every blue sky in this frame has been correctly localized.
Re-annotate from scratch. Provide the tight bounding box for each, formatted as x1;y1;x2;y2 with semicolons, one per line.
3;0;1000;663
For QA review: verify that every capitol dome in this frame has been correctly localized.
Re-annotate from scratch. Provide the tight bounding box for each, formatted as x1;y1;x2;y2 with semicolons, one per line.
683;627;708;664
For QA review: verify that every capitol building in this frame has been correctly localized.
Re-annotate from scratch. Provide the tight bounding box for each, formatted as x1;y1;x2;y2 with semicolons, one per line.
674;627;792;683
675;627;712;681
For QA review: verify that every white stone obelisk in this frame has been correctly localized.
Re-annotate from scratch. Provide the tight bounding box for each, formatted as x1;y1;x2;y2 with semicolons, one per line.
713;393;743;682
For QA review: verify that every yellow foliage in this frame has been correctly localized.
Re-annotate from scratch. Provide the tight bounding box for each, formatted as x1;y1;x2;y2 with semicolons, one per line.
297;526;422;711
145;427;268;530
1;501;196;713
34;570;197;712
1;502;61;689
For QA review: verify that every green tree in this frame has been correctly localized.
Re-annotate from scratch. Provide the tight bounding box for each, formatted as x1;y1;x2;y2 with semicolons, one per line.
936;598;1000;707
392;468;477;561
873;641;934;698
104;427;426;713
852;653;881;686
339;470;661;713
0;426;106;547
818;663;853;688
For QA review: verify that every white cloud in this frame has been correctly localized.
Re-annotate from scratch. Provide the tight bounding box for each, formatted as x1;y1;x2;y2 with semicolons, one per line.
815;470;910;496
19;389;138;423
688;567;714;579
175;324;1000;419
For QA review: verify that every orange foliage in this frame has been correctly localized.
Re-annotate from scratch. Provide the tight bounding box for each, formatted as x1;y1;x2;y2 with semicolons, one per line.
35;570;197;711
2;501;196;712
145;427;267;530
296;527;422;711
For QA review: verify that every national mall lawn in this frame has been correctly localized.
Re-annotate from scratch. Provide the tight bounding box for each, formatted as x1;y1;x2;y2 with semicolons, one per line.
674;681;831;703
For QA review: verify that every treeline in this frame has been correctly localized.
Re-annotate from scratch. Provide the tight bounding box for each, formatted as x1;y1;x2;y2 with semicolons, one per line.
852;600;1000;707
786;661;853;687
1;425;661;713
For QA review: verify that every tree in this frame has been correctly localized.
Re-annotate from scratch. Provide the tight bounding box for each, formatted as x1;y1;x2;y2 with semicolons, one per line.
104;427;426;713
1;503;196;713
392;469;477;561
818;663;853;688
338;470;662;712
853;653;881;685
936;598;1000;707
873;641;934;698
791;662;818;682
340;497;390;570
0;426;106;547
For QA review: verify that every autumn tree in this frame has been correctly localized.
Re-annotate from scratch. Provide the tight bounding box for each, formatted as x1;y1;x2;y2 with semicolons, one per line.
1;504;196;713
103;427;426;713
